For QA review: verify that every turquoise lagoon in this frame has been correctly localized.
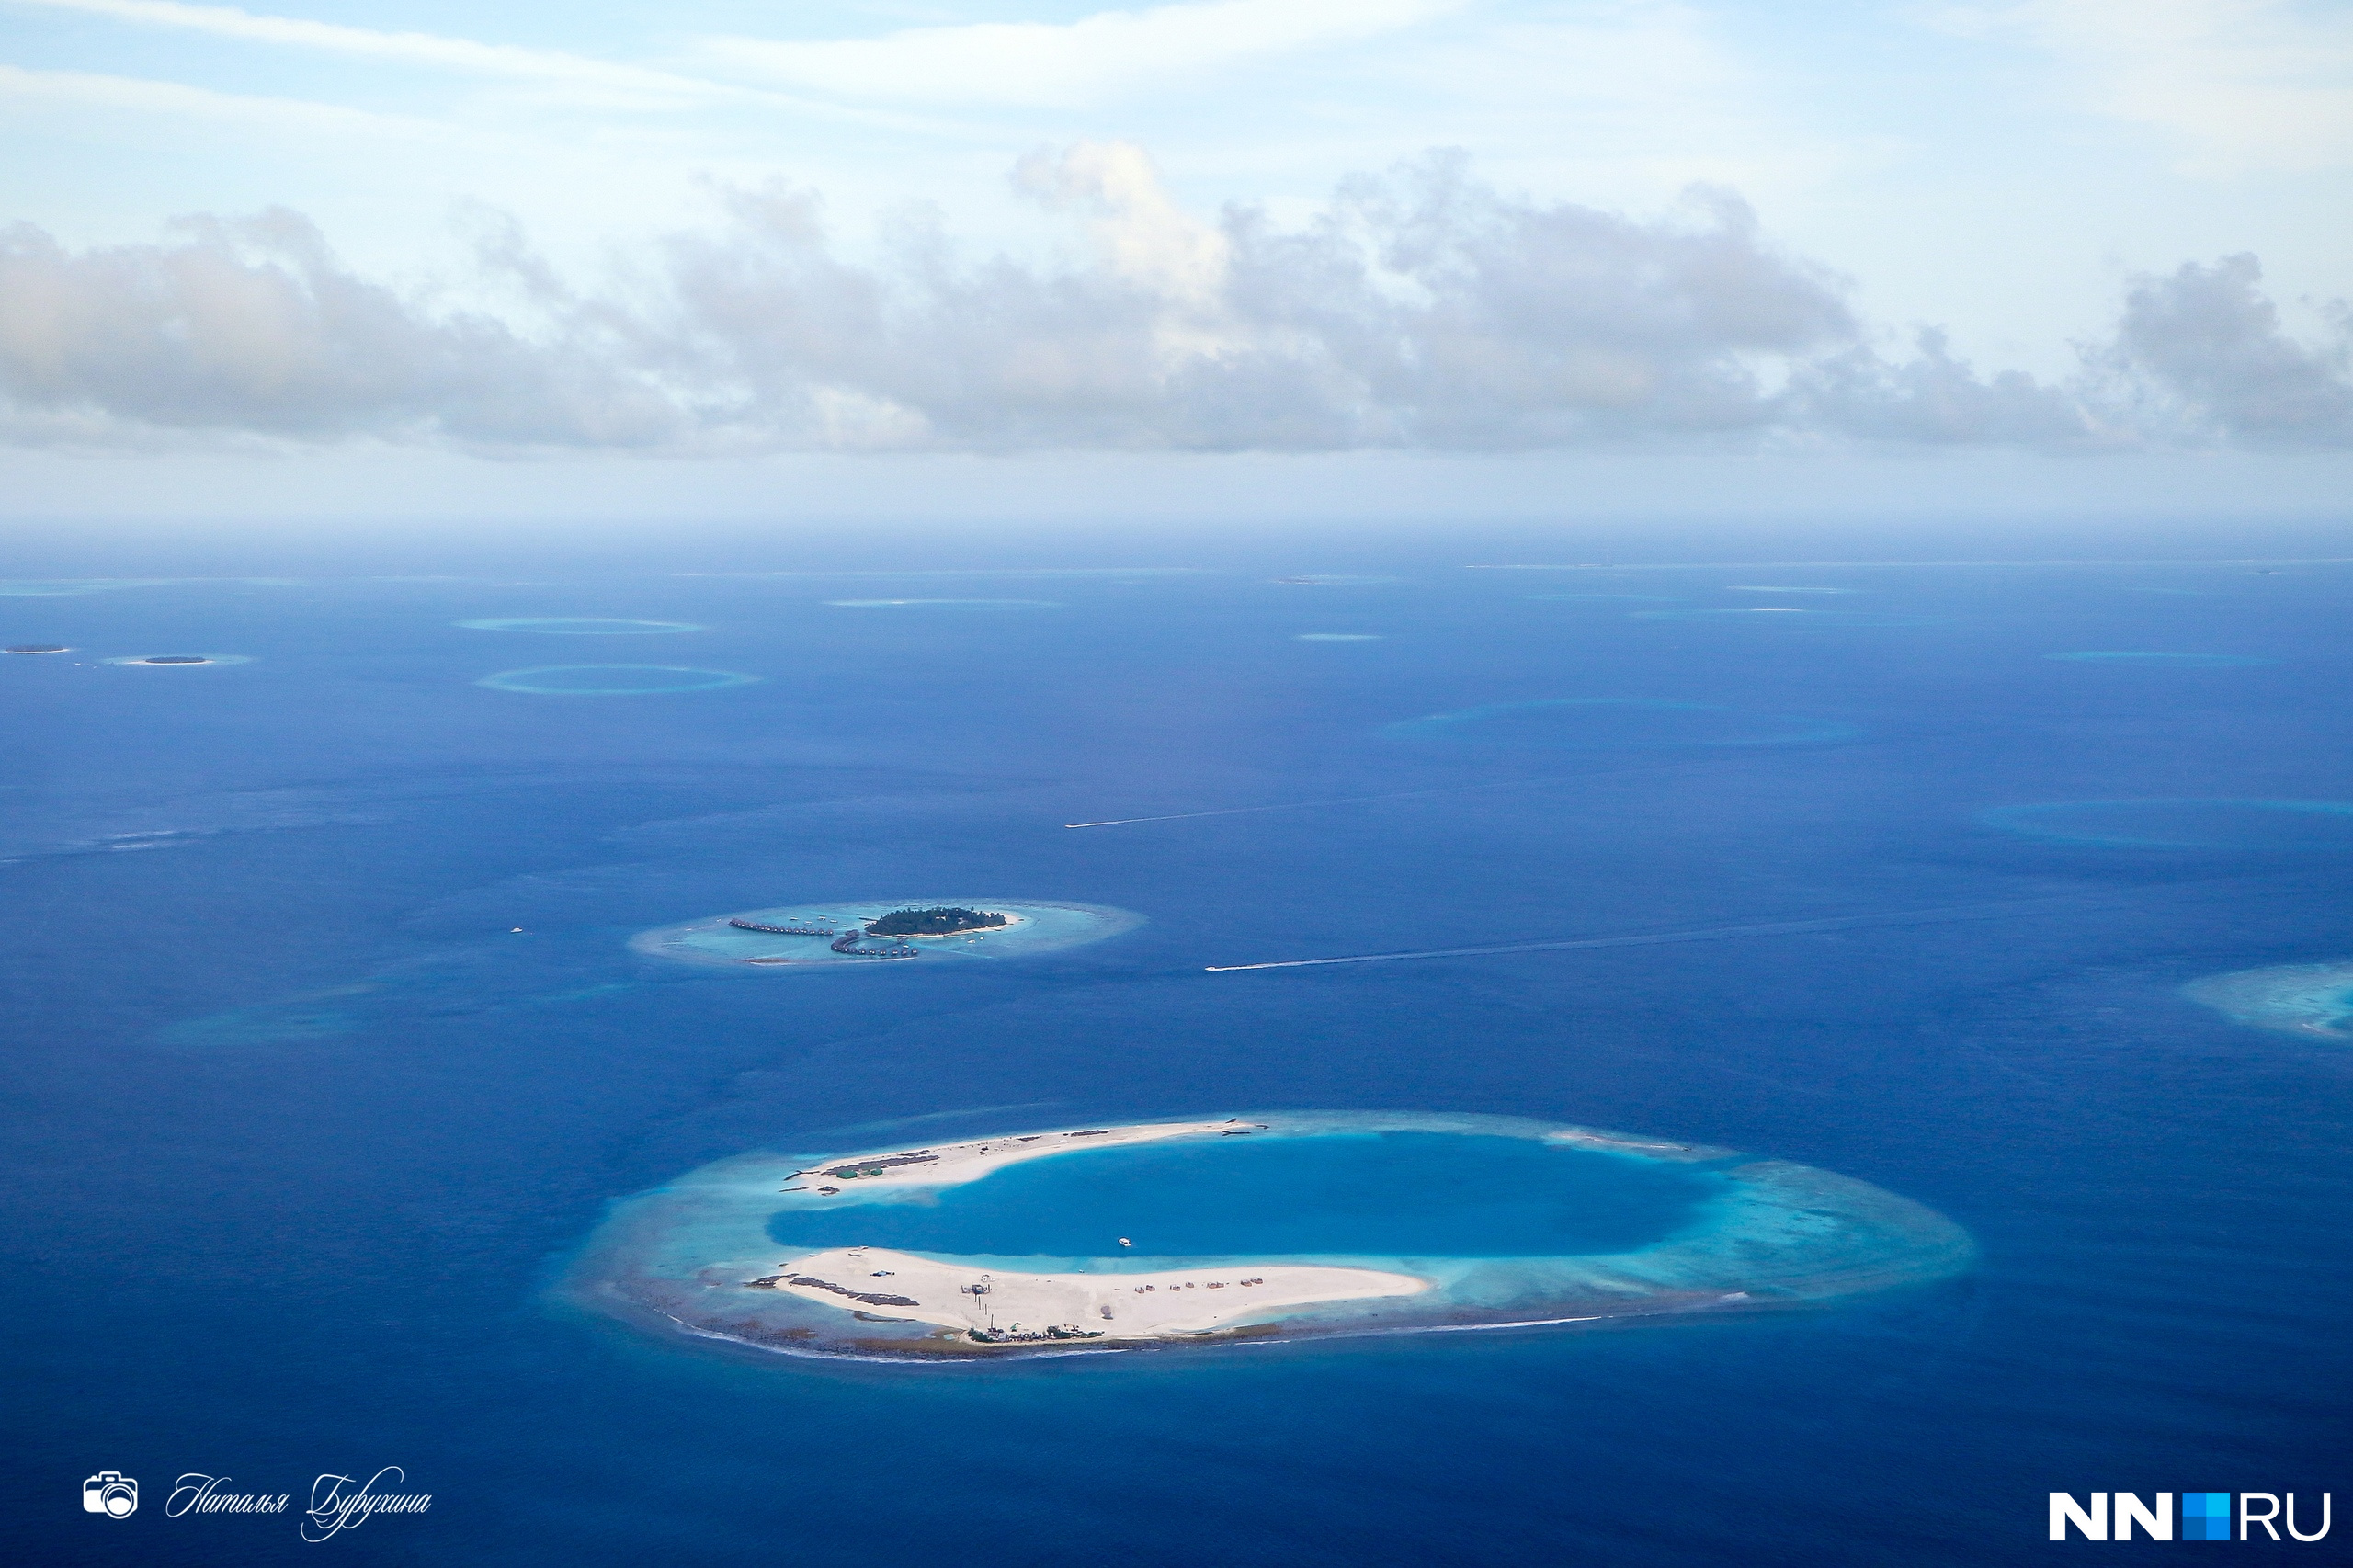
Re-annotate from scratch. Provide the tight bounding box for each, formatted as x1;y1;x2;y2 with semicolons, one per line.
2184;962;2353;1040
568;1112;1975;1360
631;900;1144;970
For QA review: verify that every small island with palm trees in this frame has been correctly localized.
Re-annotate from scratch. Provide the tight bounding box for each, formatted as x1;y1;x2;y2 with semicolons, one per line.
632;898;1141;971
865;906;1010;937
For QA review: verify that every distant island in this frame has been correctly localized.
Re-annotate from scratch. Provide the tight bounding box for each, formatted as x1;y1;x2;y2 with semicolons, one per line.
867;906;1008;937
631;897;1142;971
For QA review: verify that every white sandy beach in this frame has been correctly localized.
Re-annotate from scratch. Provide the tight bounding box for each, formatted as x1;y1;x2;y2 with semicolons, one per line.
762;1245;1428;1340
782;1119;1257;1193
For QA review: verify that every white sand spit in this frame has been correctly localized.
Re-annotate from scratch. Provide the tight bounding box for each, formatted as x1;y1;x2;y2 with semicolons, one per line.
787;1119;1261;1194
766;1247;1428;1341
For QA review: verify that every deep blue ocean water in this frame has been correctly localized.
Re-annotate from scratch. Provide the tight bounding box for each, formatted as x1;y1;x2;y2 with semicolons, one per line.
4;526;2349;1565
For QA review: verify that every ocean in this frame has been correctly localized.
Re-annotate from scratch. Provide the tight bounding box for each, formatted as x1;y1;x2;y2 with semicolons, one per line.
4;526;2347;1563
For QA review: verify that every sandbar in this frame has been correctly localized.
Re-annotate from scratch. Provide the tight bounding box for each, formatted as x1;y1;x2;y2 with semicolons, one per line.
787;1118;1234;1188
763;1247;1425;1341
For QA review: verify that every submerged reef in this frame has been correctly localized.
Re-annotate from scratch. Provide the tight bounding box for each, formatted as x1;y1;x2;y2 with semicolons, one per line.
1386;698;1857;750
0;577;296;597
2183;962;2353;1040
564;1110;1974;1362
823;598;1060;608
154;987;375;1048
458;618;701;634
475;665;759;695
1982;798;2353;851
103;653;253;667
1631;608;1948;627
2045;651;2273;668
633;899;1142;970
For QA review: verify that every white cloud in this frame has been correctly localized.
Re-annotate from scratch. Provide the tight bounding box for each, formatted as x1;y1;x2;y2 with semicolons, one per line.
1792;328;2102;444
12;142;2337;456
2088;253;2353;441
1936;0;2353;174
624;146;1872;449
694;0;1460;110
0;208;676;446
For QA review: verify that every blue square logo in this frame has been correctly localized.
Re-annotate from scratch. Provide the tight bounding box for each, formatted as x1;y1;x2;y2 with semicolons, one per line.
2182;1492;2233;1541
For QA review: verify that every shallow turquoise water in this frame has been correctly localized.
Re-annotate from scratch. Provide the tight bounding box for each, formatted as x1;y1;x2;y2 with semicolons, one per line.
762;1131;1719;1260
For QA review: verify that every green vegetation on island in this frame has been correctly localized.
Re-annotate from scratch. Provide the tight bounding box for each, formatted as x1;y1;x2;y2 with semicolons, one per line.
865;906;1009;937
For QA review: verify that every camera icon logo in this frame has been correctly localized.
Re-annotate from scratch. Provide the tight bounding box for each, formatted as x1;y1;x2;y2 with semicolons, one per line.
83;1471;138;1519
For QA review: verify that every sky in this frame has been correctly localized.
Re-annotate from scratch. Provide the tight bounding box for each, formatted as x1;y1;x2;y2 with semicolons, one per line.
1;0;2349;524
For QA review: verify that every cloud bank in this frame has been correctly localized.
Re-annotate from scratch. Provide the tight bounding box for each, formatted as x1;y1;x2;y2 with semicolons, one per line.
1;144;2345;455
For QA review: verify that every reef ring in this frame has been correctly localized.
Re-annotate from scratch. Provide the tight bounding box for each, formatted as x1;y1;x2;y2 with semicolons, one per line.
1384;698;1857;750
1981;798;2353;851
563;1109;1975;1363
458;618;701;635
824;598;1061;609
2044;652;2274;668
476;665;761;696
